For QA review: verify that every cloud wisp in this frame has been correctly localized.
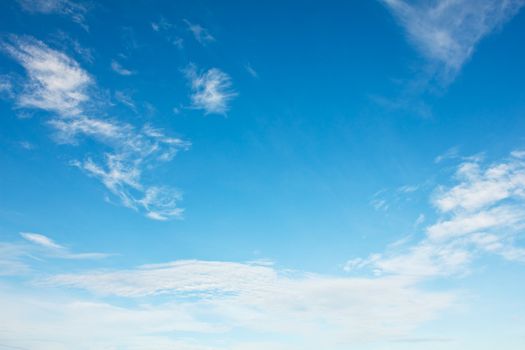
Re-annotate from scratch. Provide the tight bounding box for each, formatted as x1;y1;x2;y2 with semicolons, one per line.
348;151;525;278
1;259;453;350
381;0;525;82
17;0;90;29
0;233;109;276
183;19;215;45
1;153;525;349
111;59;135;76
2;36;189;220
184;64;237;115
2;35;92;116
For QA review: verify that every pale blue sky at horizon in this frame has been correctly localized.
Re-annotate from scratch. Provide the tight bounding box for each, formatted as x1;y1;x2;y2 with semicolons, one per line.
1;1;525;349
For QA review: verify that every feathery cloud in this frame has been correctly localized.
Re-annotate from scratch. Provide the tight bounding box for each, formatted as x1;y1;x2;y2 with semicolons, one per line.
2;36;189;220
17;0;89;28
184;64;237;115
2;35;92;116
111;59;135;76
183;19;215;45
349;152;525;278
381;0;525;81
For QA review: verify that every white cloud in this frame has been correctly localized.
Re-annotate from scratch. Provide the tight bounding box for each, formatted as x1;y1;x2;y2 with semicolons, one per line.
111;59;135;76
426;205;525;240
151;17;172;32
184;64;237;115
17;0;89;28
0;76;12;95
0;233;109;276
183;19;215;45
2;36;190;220
21;232;63;249
20;232;109;260
433;159;525;213
2;36;92;116
245;63;258;78
349;152;525;278
381;0;524;81
23;259;454;349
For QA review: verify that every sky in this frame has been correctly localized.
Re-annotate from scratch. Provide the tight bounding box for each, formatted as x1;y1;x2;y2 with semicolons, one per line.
0;0;525;349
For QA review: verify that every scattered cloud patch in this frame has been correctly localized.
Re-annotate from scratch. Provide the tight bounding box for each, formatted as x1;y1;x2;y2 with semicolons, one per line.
33;259;454;348
245;63;258;78
2;35;92;116
17;0;89;28
0;233;109;276
151;17;172;32
183;19;215;45
350;152;525;279
111;59;135;76
21;232;63;249
184;64;237;115
381;0;525;81
435;146;460;163
2;36;189;220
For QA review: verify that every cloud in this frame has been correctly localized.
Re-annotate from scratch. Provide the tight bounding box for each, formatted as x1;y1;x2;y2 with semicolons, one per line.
183;19;215;45
0;233;109;276
184;64;237;115
2;36;189;220
21;232;63;249
0;76;13;95
245;63;258;78
2;35;92;116
2;152;525;349
349;152;525;279
17;0;89;28
381;0;525;81
111;59;135;76
22;259;453;349
151;17;172;32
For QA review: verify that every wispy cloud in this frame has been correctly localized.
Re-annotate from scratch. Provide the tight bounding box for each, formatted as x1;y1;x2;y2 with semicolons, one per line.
151;17;172;32
17;0;89;29
21;232;63;249
349;151;525;279
31;259;453;349
111;59;135;76
381;0;525;82
0;233;109;276
2;35;92;116
183;19;215;45
2;152;525;349
184;64;237;115
2;36;189;220
0;75;13;95
245;63;258;78
20;232;110;260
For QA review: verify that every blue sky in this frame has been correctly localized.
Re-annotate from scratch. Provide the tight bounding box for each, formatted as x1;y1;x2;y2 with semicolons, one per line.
1;0;525;349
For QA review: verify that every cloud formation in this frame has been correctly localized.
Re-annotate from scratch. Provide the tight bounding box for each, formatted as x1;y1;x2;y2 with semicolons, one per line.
17;0;89;28
0;233;109;276
184;64;237;115
348;152;525;278
382;0;525;81
2;36;189;220
2;36;92;116
183;19;215;45
111;59;135;76
1;153;525;349
10;259;452;349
